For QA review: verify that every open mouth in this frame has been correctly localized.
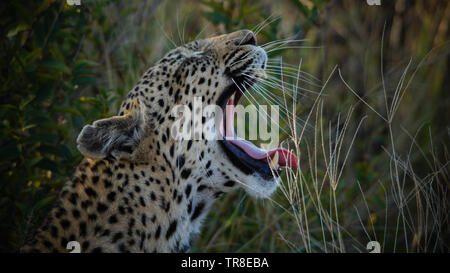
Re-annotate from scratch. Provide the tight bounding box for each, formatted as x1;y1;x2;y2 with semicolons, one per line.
217;76;298;180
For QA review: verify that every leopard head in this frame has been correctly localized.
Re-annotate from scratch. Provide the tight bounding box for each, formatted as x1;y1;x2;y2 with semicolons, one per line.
77;30;297;199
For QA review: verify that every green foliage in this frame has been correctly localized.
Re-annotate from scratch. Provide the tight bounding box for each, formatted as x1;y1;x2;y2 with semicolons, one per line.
0;1;118;251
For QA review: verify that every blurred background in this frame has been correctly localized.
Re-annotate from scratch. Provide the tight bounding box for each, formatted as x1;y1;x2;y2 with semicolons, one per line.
0;0;449;252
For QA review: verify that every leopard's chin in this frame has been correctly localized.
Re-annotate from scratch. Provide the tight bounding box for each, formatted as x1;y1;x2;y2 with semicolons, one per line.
241;173;280;198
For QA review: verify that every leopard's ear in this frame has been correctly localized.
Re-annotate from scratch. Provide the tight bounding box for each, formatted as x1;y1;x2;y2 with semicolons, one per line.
76;111;144;159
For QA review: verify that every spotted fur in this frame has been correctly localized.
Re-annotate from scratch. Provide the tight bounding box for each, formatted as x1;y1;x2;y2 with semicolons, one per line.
21;30;274;253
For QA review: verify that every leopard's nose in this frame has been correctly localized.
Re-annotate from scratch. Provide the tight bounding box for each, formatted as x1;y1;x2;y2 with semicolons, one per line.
233;30;257;46
239;31;257;46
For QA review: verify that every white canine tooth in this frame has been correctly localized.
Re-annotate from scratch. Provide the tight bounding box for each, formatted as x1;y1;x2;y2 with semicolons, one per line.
269;152;279;170
256;69;267;79
261;69;267;79
229;93;235;104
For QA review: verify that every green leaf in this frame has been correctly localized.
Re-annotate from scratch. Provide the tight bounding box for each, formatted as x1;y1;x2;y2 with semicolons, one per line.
35;85;54;102
33;195;56;211
24;48;43;65
51;106;82;116
0;104;18;111
0;144;20;160
83;97;102;106
72;75;97;86
38;144;72;159
290;0;310;16
7;23;29;38
24;111;51;127
25;156;43;168
19;95;36;110
40;60;70;73
203;11;230;26
25;132;58;144
35;158;60;173
74;59;99;67
71;115;84;129
201;1;226;12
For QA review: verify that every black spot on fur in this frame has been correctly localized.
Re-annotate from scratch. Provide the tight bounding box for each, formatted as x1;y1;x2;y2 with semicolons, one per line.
166;220;178;240
50;226;58;238
155;226;161;239
92;247;102;253
68;193;78;205
107;191;116;202
81;200;93;209
112;232;123;243
108;215;118;224
97;202;108;213
224;180;236;187
181;169;191;179
191;202;205;221
150;191;156;201
185;184;192;197
85;187;97;198
176;155;185;168
79;222;87;237
92;176;99;184
60;219;70;230
72;209;81;219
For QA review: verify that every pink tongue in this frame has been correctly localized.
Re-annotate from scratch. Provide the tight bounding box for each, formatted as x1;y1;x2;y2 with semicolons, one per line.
221;98;299;169
229;138;298;168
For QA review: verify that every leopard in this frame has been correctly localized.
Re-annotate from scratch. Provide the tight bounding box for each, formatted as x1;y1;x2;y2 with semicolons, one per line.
20;30;297;253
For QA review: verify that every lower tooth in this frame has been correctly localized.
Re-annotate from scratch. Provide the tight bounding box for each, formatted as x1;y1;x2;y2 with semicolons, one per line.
269;152;279;170
257;69;267;79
